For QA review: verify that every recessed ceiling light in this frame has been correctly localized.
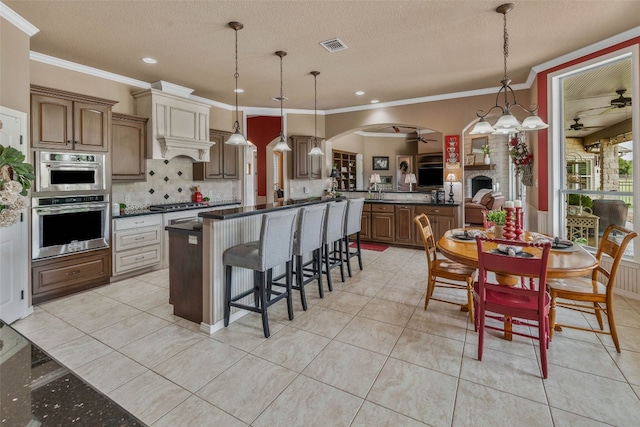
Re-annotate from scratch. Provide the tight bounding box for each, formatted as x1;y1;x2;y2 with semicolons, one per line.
370;99;379;104
142;57;157;64
355;91;365;96
234;88;244;93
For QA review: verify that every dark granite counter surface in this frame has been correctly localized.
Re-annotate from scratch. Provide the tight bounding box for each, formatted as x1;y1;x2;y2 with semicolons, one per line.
114;201;240;219
0;321;144;426
164;220;203;235
199;196;342;220
364;200;459;206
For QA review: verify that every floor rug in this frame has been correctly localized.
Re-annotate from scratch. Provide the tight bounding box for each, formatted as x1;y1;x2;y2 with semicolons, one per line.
350;242;389;252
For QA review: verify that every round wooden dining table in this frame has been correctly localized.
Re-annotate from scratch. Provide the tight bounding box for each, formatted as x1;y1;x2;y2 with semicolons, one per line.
437;229;598;279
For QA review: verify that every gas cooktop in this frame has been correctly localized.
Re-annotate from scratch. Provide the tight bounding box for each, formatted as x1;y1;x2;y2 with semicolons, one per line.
148;202;209;212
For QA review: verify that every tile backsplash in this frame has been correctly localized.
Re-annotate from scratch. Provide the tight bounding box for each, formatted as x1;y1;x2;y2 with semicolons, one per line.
112;157;241;207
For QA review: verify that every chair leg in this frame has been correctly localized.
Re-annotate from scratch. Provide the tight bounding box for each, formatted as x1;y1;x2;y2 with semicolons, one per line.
253;271;260;308
344;236;353;278
338;239;345;282
259;271;270;338
297;255;308;311
315;248;324;299
355;232;363;271
607;300;621;353
540;315;549;379
466;277;475;324
224;265;232;326
477;304;485;361
324;243;333;292
549;295;557;341
286;260;294;321
424;276;435;310
594;302;604;330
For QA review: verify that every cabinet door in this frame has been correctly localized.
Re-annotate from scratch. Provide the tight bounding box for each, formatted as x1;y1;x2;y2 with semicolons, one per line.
394;205;415;244
193;131;226;180
371;213;394;242
112;115;147;181
31;94;74;150
292;136;311;179
74;102;110;152
433;215;455;242
360;212;371;240
223;143;239;179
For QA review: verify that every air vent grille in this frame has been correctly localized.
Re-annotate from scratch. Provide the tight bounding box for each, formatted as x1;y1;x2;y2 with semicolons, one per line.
320;38;347;53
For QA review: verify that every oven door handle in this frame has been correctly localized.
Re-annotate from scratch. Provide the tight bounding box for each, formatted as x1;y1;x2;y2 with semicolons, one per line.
34;203;108;215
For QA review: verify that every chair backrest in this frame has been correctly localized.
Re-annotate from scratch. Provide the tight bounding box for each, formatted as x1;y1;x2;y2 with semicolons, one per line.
475;236;551;312
324;200;348;244
345;198;365;235
591;199;629;234
294;204;326;255
593;224;638;295
259;209;298;270
414;213;437;270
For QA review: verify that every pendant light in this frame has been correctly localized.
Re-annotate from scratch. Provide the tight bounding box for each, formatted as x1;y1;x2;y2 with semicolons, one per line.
273;50;292;152
308;71;324;156
469;4;548;135
226;21;249;145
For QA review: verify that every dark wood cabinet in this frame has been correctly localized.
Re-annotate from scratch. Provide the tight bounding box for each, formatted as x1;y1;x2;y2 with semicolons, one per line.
371;204;395;242
112;113;147;181
394;205;415;244
32;249;111;304
168;229;203;323
193;129;239;180
333;149;357;191
360;204;371;240
414;204;459;243
31;85;116;152
292;135;322;180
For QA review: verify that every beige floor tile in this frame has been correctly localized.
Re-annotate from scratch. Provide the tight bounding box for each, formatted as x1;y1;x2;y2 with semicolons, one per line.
263;296;308;324
388;274;428;291
211;313;285;352
375;284;425;306
355;266;396;284
108;370;190;425
302;340;386;398
289;306;353;338
367;358;457;427
390;328;464;377
453;379;553;427
196;354;297;424
253;375;363;427
550;311;604;344
607;347;640;386
126;287;169;311
460;343;547;404
57;300;142;334
544;364;640;426
613;324;640;352
92;312;170;349
120;324;203;367
94;278;160;302
358;298;415;327
313;290;371;314
332;275;386;297
174;317;203;332
47;334;113;369
147;303;181;323
25;321;85;351
38;290;107;317
11;307;66;335
335;316;403;355
153;338;246;392
550;407;612;427
251;325;330;372
351;401;427;427
406;307;469;342
465;324;539;360
153;395;247;427
74;351;147;394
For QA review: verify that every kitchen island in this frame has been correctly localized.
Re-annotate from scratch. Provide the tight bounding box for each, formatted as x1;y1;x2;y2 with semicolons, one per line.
168;197;341;334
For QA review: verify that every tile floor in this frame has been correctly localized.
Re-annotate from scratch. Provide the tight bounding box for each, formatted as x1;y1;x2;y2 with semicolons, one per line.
13;246;640;426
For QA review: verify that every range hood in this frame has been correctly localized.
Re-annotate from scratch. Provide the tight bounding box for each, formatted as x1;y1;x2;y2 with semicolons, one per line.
133;82;212;162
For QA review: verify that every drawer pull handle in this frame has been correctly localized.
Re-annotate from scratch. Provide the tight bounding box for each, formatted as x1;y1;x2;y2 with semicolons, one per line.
134;236;145;240
67;270;81;275
134;256;145;260
135;221;144;224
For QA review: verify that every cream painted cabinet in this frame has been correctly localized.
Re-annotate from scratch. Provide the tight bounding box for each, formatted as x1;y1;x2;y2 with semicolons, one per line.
112;214;163;276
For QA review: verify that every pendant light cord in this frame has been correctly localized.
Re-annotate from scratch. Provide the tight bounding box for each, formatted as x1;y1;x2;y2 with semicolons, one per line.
280;54;284;137
234;26;240;132
313;73;317;146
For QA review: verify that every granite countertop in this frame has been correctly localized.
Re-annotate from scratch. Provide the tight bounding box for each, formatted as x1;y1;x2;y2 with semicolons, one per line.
364;199;459;206
114;201;240;219
199;196;342;220
0;321;144;426
165;220;203;235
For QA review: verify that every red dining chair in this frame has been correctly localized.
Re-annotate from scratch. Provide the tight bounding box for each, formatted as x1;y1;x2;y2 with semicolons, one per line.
473;236;552;378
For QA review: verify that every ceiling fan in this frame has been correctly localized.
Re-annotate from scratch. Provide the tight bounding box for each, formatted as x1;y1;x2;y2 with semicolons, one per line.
407;127;437;143
567;117;604;131
610;89;632;108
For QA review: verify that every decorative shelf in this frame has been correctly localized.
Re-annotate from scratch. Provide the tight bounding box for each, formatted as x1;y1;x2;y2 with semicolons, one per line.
464;164;495;171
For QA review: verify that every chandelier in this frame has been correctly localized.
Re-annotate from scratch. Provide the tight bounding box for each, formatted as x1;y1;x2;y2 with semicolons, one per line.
308;71;324;156
273;50;292;152
226;22;250;145
470;3;548;135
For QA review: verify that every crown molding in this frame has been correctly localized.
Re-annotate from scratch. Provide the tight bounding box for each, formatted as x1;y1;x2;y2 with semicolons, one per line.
0;2;39;36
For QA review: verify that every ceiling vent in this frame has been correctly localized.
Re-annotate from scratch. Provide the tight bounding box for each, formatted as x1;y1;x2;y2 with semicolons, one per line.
320;38;348;53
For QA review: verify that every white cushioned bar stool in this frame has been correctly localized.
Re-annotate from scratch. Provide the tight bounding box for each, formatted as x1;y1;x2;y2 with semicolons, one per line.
322;200;348;291
343;198;365;277
223;209;297;338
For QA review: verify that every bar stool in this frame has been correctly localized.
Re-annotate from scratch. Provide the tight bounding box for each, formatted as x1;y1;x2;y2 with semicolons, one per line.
343;198;365;277
223;209;297;338
322;200;348;291
291;204;326;310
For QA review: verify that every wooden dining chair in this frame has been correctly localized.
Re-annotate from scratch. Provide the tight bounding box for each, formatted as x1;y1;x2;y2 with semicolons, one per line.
414;214;476;322
548;224;637;352
474;236;552;378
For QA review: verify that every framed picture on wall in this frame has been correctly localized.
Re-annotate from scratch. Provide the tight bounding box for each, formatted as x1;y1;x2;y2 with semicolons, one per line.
465;154;475;165
372;156;389;170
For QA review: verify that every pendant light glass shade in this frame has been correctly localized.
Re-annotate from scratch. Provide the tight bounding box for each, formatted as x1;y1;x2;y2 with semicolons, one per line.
470;118;495;135
493;113;520;130
520;114;549;130
226;22;249;146
308;71;324;156
273;51;291;152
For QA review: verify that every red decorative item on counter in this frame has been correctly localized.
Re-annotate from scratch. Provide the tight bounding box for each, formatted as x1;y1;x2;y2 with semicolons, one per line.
192;185;203;202
515;207;524;240
503;207;516;240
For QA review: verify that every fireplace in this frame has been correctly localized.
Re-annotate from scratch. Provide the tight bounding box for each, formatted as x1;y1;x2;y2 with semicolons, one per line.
471;176;493;196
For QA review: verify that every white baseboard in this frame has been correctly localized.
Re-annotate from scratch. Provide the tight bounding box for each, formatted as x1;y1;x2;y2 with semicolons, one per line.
200;310;249;335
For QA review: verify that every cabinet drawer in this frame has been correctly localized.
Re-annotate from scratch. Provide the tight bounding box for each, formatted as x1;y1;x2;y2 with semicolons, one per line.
363;203;372;212
114;214;162;231
114;226;162;251
415;205;454;216
371;204;394;213
113;245;162;274
32;249;110;297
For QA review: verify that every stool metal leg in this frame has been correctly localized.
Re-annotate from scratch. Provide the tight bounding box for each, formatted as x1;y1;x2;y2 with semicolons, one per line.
286;260;294;321
258;271;270;338
253;271;260;308
337;240;345;282
323;243;333;292
344;235;353;278
296;255;308;311
224;265;232;326
315;248;324;299
356;231;363;271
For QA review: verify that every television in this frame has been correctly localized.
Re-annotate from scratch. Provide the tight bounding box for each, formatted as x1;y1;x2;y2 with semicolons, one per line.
417;166;444;188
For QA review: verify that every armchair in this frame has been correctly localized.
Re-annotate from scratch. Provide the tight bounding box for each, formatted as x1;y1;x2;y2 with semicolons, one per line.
465;191;505;225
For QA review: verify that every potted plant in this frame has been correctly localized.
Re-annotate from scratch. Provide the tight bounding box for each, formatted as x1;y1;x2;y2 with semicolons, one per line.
119;203;127;215
0;145;34;228
481;144;491;164
485;209;506;238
